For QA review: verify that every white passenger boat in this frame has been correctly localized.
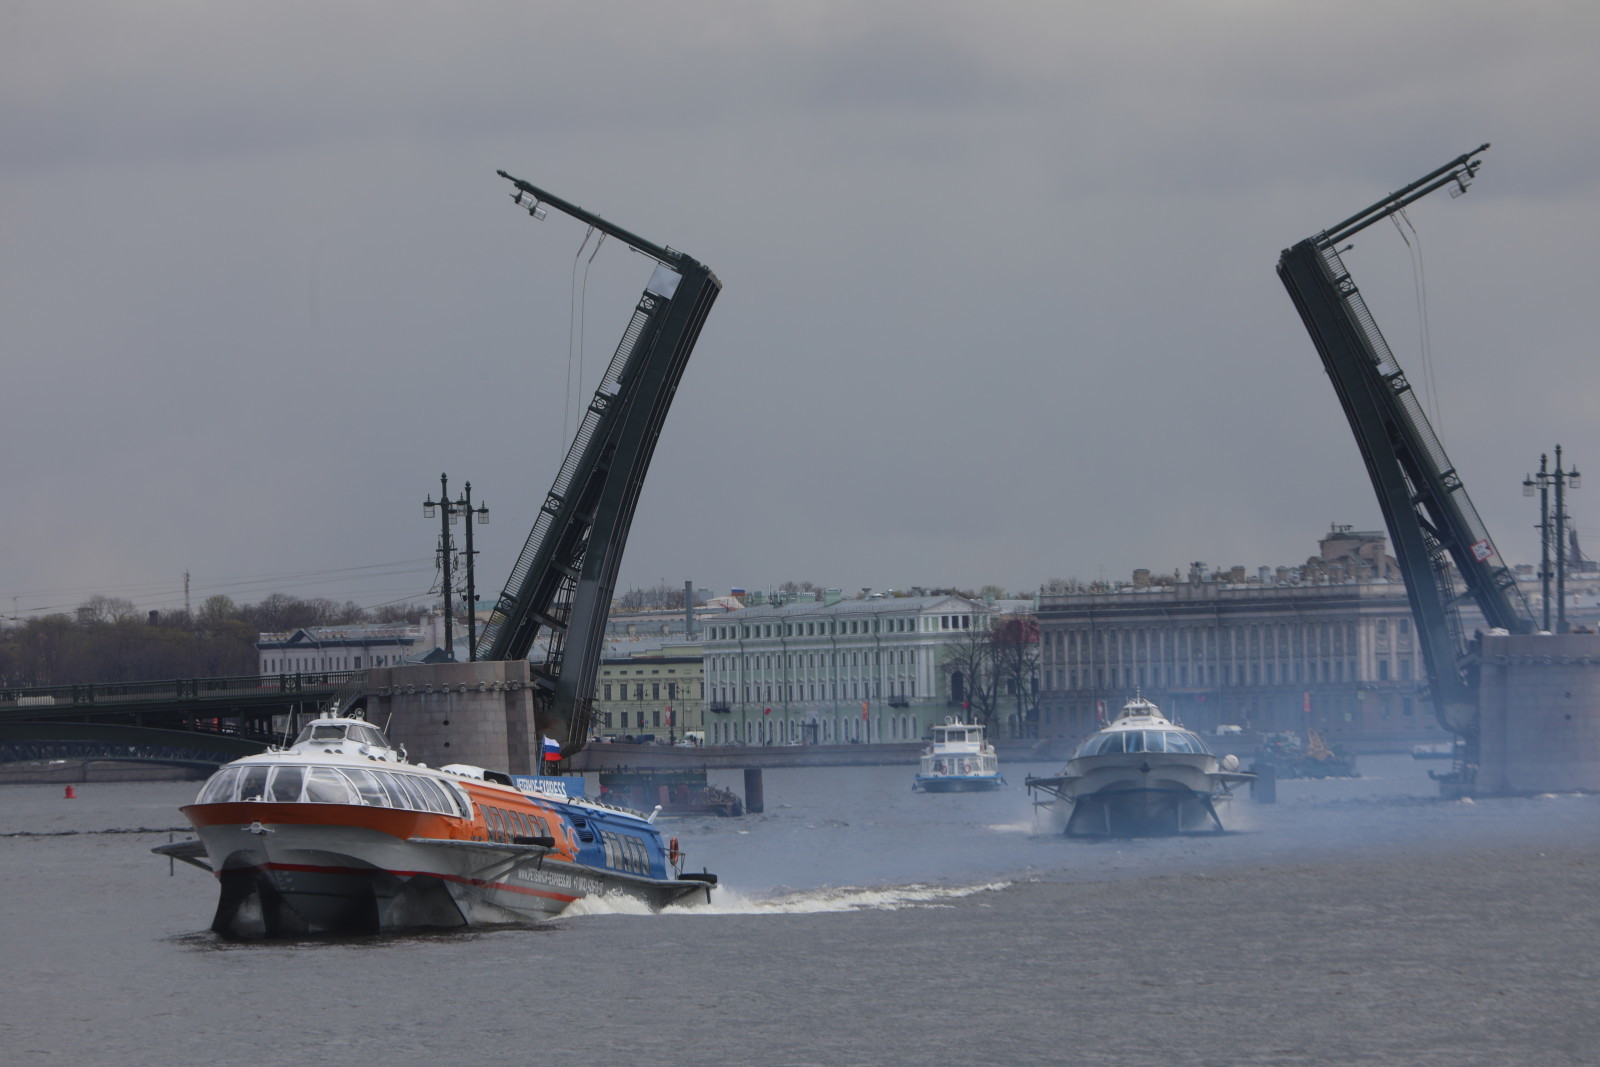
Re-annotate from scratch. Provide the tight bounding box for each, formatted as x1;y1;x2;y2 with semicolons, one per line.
1025;695;1252;836
154;712;715;938
913;718;1005;793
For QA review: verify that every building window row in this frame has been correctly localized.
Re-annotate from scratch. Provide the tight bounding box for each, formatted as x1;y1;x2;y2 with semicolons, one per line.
706;614;966;641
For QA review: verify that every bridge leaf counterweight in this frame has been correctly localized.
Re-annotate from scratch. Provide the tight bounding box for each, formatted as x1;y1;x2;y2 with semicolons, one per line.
476;173;721;757
1276;144;1531;767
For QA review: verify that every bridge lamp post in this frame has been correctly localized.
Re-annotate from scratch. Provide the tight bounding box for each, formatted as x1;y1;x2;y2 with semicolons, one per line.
1524;446;1581;632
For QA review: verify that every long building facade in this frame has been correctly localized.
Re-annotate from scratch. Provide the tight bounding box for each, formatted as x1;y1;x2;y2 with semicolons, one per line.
1037;530;1447;745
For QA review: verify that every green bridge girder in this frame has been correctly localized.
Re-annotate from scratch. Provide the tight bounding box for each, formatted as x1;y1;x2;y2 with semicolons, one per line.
0;671;365;765
0;721;269;768
1;671;360;721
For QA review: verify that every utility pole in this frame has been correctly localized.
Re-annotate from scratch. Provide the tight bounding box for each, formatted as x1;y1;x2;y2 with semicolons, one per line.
423;474;456;661
453;482;490;660
1556;445;1580;633
1525;446;1581;632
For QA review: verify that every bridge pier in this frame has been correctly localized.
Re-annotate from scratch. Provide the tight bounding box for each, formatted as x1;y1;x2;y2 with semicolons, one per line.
1474;633;1600;795
363;661;539;774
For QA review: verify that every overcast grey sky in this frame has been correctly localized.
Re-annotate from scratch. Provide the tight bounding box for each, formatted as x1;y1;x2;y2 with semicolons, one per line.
4;1;1598;619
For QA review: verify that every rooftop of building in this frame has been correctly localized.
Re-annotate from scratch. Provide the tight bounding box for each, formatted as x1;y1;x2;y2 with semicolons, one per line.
1041;526;1407;602
712;593;982;619
258;623;422;644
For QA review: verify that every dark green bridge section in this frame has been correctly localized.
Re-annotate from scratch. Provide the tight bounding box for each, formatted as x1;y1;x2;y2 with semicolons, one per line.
0;671;364;766
0;722;269;768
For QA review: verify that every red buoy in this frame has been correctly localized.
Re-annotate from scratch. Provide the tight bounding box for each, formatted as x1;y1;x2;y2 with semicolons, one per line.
64;784;77;799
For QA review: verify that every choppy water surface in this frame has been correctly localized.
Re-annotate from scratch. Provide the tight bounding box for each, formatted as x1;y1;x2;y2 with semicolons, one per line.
4;755;1598;1065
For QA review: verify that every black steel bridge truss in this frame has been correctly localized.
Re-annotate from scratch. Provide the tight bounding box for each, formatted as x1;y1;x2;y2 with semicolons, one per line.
1277;144;1532;774
475;173;720;757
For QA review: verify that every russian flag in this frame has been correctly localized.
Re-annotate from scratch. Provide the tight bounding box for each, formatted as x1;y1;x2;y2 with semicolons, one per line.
541;735;561;762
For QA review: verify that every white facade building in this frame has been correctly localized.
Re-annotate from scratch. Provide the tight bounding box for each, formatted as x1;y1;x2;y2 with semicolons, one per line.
699;593;1000;746
257;621;431;675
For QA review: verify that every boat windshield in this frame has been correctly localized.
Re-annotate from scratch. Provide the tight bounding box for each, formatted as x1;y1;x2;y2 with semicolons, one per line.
194;764;465;817
1074;730;1212;759
291;722;392;748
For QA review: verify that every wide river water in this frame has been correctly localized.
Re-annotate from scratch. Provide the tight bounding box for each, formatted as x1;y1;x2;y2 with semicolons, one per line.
3;754;1598;1065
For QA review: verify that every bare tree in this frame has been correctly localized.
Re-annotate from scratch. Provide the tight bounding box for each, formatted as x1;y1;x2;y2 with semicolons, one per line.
370;603;424;624
614;583;685;612
991;614;1040;736
238;594;366;633
197;594;241;634
75;595;139;625
940;623;1000;730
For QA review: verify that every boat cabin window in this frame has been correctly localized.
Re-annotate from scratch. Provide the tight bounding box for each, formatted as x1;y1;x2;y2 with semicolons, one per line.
352;725;390;748
342;767;392;807
600;830;652;875
194;763;464;816
1076;730;1213;758
239;765;271;801
482;806;552;843
291;722;392;748
267;765;303;803
304;767;360;805
1160;731;1210;755
196;766;242;804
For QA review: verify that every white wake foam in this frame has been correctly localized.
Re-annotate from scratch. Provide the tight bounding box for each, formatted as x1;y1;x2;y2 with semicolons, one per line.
558;881;1011;918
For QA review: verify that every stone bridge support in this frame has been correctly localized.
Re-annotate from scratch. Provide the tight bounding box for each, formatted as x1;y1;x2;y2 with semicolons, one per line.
363;661;538;775
1477;633;1600;794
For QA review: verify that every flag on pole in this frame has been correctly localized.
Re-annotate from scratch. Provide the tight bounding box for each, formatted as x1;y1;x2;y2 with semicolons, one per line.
665;706;673;726
861;700;869;721
541;735;561;762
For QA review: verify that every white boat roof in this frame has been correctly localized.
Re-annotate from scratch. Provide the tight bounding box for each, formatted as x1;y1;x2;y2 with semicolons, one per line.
1102;695;1180;731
